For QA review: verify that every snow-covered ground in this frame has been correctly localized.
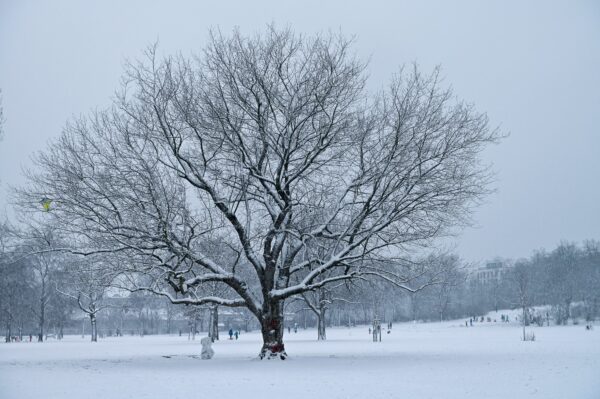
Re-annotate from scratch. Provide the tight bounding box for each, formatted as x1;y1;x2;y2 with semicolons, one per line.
1;319;599;399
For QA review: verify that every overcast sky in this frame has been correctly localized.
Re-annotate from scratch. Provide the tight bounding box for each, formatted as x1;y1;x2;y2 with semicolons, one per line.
0;0;598;263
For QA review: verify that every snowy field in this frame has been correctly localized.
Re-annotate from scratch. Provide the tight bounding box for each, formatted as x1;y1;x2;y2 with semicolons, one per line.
1;320;599;399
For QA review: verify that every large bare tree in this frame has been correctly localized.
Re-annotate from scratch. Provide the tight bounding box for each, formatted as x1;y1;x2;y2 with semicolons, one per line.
20;27;500;358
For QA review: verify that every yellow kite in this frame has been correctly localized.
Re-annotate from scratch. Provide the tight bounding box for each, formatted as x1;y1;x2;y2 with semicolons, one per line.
41;198;52;212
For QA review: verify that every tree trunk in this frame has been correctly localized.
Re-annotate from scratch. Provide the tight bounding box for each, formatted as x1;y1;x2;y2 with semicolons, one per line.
208;306;219;342
411;294;418;322
38;306;45;342
303;310;307;329
198;313;204;333
5;322;12;343
564;299;571;324
90;313;98;342
259;301;286;360
317;309;327;341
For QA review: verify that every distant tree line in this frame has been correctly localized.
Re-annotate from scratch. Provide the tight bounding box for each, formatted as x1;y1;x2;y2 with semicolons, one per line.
284;241;600;335
367;240;600;326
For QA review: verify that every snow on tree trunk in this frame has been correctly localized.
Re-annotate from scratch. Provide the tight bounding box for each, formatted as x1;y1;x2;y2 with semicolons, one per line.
317;309;327;341
259;301;286;360
90;314;97;342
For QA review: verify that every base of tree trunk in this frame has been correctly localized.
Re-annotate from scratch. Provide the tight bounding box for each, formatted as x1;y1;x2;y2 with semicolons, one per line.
259;304;287;359
317;314;326;340
258;343;287;360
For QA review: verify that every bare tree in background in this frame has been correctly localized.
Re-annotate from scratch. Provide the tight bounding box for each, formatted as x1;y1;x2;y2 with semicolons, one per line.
581;241;600;322
26;231;61;342
0;240;34;342
509;260;534;341
164;301;180;334
183;305;203;340
20;27;500;359
546;242;579;325
297;285;343;340
429;254;465;323
57;258;112;342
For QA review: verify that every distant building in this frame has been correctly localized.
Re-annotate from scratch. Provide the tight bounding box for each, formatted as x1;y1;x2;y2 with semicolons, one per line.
471;261;511;285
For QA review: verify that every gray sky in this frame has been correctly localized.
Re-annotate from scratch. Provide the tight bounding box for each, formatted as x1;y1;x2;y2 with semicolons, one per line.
1;0;599;263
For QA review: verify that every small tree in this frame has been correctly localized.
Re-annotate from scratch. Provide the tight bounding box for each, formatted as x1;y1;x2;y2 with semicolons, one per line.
299;287;333;340
546;243;580;324
164;301;180;334
183;305;203;340
46;284;75;339
57;259;112;342
430;255;465;322
509;260;534;341
29;240;58;342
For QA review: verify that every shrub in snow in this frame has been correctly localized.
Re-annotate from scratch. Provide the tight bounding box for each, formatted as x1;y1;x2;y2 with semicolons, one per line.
200;337;214;359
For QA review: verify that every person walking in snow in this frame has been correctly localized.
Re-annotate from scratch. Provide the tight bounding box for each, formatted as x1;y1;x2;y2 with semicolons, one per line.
234;330;239;340
228;328;233;340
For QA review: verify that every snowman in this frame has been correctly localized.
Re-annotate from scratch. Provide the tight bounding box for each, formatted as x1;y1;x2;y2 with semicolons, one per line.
200;336;214;359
